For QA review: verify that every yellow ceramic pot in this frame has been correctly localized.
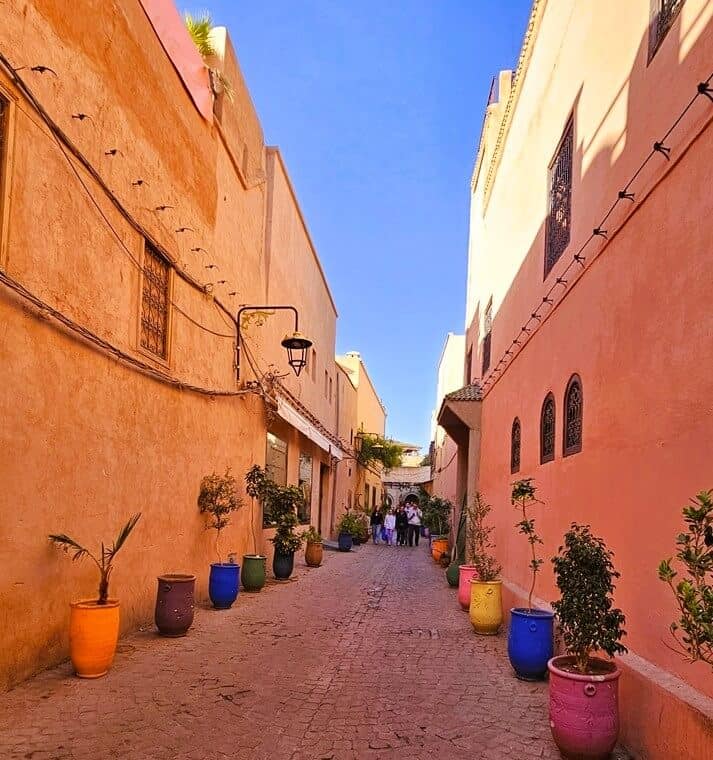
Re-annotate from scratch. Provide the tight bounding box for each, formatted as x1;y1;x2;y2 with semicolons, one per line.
69;599;120;678
305;541;323;568
469;580;502;635
431;538;449;563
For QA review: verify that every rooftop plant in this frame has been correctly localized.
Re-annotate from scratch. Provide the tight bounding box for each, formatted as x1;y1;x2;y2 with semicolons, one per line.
49;514;141;605
512;478;543;611
466;493;501;582
198;469;244;563
552;523;627;674
184;12;234;101
658;490;713;668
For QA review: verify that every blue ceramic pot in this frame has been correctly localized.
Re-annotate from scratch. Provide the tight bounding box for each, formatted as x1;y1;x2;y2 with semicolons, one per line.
338;533;353;552
209;563;240;609
508;608;554;680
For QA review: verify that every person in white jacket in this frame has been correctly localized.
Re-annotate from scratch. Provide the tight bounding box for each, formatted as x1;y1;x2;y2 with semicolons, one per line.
383;510;397;546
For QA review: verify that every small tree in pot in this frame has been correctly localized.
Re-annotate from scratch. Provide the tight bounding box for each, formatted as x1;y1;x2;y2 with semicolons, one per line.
242;465;272;592
658;489;713;668
269;484;305;580
548;523;628;759
508;478;554;680
198;469;244;609
468;493;503;635
49;513;141;678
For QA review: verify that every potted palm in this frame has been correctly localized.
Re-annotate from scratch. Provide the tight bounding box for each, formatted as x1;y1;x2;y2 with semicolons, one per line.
508;479;554;680
468;495;502;635
303;526;323;567
270;484;305;580
242;465;270;592
48;513;141;678
549;523;627;759
658;489;713;667
198;469;244;609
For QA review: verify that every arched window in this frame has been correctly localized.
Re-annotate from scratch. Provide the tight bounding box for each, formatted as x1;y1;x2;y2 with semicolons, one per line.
540;393;556;464
563;374;583;456
510;418;521;474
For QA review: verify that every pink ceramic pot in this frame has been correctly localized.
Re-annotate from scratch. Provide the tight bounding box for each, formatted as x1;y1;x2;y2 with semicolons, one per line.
458;565;479;610
548;656;621;760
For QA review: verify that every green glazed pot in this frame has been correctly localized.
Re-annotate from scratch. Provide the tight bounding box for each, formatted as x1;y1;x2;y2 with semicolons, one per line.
241;554;266;592
445;560;462;587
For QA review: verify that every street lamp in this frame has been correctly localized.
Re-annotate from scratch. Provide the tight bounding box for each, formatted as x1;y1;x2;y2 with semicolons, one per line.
236;305;313;381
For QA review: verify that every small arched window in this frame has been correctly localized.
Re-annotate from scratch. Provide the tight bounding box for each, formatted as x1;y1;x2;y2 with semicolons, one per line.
510;418;521;474
540;393;556;464
563;374;583;456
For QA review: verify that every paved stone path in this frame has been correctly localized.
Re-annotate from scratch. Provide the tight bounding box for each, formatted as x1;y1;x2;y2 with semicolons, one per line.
0;543;561;759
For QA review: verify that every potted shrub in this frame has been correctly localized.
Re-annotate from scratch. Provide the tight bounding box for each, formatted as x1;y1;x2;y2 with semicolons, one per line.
270;484;305;580
658;489;713;667
48;513;141;678
242;465;270;592
303;526;323;568
198;469;244;609
336;510;360;552
468;495;503;635
549;523;628;759
458;494;487;610
423;495;451;563
507;479;554;680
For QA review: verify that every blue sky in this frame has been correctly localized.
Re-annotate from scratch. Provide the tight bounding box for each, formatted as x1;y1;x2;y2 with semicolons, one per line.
196;1;531;447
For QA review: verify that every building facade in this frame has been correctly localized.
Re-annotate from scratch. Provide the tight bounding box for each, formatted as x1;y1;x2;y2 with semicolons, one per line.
437;1;713;757
0;0;383;690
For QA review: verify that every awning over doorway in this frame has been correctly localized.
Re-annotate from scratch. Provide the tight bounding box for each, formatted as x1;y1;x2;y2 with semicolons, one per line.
275;397;345;461
437;383;482;445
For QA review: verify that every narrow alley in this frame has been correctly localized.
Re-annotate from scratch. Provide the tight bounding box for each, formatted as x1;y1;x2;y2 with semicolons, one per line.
0;545;559;760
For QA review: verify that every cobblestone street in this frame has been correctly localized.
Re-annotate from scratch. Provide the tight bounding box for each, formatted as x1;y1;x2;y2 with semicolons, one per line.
0;544;560;760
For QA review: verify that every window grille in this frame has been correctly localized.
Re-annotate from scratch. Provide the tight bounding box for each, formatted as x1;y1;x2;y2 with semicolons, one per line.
545;120;573;276
140;244;170;358
649;0;685;60
563;375;583;456
482;300;493;375
511;418;521;474
540;393;556;464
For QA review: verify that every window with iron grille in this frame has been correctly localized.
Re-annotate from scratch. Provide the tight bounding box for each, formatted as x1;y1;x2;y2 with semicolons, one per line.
545;120;573;277
140;244;170;359
563;375;583;456
511;418;521;474
540;393;556;464
482;300;492;375
649;0;685;61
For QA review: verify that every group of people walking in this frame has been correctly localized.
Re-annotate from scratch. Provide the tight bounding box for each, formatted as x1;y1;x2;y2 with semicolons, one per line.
369;501;423;547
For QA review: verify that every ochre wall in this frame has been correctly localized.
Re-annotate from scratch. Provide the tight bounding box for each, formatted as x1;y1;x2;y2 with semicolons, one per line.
465;1;713;755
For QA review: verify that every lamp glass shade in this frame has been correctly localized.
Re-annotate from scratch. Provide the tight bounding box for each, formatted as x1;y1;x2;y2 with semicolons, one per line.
281;332;312;377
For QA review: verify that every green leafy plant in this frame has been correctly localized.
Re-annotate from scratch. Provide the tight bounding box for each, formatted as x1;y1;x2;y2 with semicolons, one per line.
421;493;452;537
303;526;322;544
198;469;244;563
246;464;276;537
337;510;362;536
552;523;627;674
49;514;141;605
512;478;544;611
467;493;501;582
357;435;404;470
184;12;234;102
658;490;713;668
269;484;306;556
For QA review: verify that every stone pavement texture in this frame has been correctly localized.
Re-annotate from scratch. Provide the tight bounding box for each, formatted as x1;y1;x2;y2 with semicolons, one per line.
0;543;563;760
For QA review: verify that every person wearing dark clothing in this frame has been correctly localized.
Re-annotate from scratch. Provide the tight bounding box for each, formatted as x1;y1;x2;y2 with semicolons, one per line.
370;508;383;544
395;506;409;546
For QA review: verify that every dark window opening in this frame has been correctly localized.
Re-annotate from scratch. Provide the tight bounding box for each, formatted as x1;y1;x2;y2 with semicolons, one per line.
545;119;573;277
140;244;170;359
649;0;685;61
540;393;556;464
563;375;583;456
482;300;493;375
511;418;521;474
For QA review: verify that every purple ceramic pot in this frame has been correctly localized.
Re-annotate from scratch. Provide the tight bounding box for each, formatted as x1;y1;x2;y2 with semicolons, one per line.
155;574;196;637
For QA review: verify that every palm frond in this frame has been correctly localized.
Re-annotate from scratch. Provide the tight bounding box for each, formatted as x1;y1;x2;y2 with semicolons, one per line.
48;533;90;562
184;13;217;58
106;513;141;560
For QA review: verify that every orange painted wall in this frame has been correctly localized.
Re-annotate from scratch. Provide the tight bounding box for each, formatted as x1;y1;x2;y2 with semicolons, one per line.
464;1;713;755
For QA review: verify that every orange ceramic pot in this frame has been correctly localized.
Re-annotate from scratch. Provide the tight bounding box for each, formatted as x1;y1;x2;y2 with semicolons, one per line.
305;541;323;567
431;538;449;563
69;599;120;678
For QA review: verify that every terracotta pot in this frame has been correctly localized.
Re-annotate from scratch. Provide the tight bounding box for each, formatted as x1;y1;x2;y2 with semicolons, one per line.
469;579;502;635
431;538;449;563
154;574;195;637
458;565;479;609
548;656;621;760
305;541;323;567
69;599;120;678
